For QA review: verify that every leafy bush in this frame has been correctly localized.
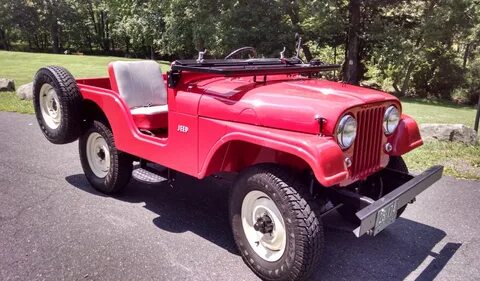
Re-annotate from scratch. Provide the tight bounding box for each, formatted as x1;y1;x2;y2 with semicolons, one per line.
411;50;465;100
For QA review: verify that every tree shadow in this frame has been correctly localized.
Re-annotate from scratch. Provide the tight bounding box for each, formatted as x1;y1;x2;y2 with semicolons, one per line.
65;173;460;280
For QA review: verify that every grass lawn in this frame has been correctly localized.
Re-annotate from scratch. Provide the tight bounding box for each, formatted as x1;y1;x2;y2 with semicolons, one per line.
0;51;478;179
400;98;479;179
401;98;477;127
403;141;480;180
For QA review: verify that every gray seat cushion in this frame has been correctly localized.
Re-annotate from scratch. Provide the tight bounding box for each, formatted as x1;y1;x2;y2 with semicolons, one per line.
109;61;167;109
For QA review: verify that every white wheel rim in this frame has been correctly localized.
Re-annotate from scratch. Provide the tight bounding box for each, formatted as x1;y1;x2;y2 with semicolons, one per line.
39;84;61;129
241;190;286;262
86;132;111;178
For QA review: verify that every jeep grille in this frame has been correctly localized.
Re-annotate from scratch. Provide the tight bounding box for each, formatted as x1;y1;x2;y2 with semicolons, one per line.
351;106;386;179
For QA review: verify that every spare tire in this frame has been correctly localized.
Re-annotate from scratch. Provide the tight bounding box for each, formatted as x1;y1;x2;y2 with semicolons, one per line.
33;66;83;144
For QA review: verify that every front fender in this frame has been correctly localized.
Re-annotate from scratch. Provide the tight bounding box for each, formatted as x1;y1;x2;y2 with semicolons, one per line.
199;120;348;187
388;114;423;156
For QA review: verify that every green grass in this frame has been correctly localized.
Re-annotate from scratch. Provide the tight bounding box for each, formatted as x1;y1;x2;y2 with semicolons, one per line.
400;98;479;180
0;51;478;179
401;97;477;127
0;51;170;114
0;93;35;114
403;141;480;180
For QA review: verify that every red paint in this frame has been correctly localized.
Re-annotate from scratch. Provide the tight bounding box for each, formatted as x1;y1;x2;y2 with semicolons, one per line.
388;114;423;156
131;112;168;130
76;69;422;187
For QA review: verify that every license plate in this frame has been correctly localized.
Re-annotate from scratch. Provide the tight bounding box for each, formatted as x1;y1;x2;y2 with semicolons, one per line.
373;200;398;236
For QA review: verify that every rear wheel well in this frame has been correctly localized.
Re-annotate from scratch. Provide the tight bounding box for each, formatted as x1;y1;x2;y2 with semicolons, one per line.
82;100;110;128
204;141;311;177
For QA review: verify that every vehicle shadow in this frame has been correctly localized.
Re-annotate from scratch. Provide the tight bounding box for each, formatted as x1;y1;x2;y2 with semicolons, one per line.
315;214;460;281
65;173;460;281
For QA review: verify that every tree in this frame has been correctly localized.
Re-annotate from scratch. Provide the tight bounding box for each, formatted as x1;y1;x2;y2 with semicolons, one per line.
1;0;479;103
109;0;165;58
345;0;361;84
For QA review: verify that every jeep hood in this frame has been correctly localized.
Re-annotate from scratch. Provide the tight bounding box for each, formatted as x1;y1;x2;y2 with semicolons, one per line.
197;76;399;135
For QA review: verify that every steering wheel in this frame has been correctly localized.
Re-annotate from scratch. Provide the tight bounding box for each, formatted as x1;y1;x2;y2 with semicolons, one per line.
224;47;257;59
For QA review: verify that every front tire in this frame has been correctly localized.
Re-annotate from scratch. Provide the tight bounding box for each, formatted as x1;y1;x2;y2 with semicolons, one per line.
229;164;323;281
79;120;132;194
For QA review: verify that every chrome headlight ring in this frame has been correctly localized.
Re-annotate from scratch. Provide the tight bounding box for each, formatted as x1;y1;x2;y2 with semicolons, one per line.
383;105;400;135
336;114;357;149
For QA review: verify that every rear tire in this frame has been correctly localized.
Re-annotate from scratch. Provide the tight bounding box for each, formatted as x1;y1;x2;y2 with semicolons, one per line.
33;66;83;144
79;120;132;194
229;164;323;281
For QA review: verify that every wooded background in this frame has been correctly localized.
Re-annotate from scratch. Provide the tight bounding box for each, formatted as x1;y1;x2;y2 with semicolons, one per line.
1;0;479;104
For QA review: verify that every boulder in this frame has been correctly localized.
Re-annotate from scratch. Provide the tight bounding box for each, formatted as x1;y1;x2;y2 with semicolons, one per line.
0;78;15;91
420;123;478;145
16;82;33;100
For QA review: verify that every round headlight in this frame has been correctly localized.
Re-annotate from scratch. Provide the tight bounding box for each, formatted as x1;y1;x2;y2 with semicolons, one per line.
336;115;357;149
383;106;400;135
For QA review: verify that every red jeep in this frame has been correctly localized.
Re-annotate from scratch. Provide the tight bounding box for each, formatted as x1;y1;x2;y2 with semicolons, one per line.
32;48;443;281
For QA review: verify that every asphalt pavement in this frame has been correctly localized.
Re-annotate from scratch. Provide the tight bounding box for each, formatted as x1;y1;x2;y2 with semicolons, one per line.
0;111;479;281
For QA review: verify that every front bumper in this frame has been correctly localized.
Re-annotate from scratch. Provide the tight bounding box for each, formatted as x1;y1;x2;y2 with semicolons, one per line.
353;165;444;237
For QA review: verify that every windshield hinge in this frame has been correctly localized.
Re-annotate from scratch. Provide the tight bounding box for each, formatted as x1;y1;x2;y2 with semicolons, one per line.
168;70;181;88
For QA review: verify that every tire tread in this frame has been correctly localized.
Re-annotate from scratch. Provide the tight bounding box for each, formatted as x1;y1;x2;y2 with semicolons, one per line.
79;120;132;194
33;66;82;144
231;164;323;281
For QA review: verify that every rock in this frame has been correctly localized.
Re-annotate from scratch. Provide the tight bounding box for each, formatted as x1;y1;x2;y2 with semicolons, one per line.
420;123;478;145
16;82;33;100
0;78;15;91
360;81;382;90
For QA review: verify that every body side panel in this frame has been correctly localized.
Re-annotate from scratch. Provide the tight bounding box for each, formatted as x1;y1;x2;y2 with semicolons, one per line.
78;84;201;177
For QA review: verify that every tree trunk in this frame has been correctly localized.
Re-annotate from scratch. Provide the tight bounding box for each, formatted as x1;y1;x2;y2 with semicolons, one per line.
100;11;109;52
125;37;130;54
85;34;93;52
86;3;101;50
302;45;313;62
150;46;155;60
51;20;60;53
397;0;440;95
105;12;110;52
0;28;7;50
285;0;313;61
463;43;471;69
47;0;60;54
87;3;98;35
51;24;60;54
474;95;480;132
345;0;361;85
400;60;415;96
43;33;48;50
333;46;337;79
